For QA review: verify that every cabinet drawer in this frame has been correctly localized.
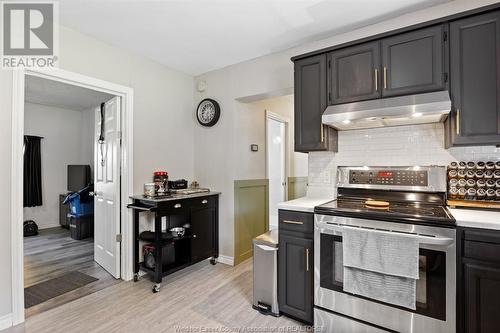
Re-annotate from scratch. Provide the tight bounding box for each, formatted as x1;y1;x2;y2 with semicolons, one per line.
189;195;217;209
464;240;500;265
279;210;314;235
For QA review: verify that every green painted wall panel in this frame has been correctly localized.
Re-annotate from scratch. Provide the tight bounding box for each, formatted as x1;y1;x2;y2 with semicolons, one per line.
234;179;269;265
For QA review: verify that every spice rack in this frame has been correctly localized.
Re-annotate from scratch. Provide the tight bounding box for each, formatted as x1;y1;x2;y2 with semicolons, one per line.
447;161;500;209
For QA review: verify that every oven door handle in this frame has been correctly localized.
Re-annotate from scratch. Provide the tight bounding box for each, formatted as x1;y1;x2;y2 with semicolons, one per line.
318;224;454;246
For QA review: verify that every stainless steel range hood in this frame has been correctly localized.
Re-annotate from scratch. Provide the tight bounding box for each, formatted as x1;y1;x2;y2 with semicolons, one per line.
322;91;451;130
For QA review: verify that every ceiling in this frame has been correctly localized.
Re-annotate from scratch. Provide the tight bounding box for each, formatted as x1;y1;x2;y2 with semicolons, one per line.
25;75;114;111
59;0;452;76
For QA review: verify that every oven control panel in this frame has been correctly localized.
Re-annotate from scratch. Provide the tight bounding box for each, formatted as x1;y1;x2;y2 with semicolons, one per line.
349;169;428;186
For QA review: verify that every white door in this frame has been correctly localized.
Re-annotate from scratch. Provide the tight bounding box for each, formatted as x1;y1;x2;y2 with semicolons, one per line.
94;97;121;278
267;116;286;230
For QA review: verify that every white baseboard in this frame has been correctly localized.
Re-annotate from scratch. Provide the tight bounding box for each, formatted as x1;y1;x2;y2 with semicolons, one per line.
217;255;234;266
38;223;62;230
0;313;13;331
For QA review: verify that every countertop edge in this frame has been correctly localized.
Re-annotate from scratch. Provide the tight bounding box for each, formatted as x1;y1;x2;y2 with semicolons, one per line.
130;191;221;203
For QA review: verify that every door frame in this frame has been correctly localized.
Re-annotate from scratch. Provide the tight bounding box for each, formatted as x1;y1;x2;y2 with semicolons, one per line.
11;68;134;325
265;110;290;201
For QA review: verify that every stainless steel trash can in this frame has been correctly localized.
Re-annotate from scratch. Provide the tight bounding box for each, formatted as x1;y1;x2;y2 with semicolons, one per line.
253;229;279;317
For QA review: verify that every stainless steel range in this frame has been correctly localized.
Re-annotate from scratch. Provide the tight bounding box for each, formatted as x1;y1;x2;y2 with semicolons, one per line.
314;166;456;333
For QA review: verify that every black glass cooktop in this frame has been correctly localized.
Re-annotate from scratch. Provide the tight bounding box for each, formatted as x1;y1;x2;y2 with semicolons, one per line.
315;198;456;227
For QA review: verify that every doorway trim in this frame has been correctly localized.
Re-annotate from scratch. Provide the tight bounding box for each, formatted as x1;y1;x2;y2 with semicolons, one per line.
265;110;290;201
11;68;134;326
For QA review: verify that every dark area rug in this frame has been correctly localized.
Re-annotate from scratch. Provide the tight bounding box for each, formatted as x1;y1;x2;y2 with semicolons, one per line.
25;271;98;308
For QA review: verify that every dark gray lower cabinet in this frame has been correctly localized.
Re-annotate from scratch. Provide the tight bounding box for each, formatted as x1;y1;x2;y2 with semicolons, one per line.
190;206;216;262
447;10;500;146
457;227;500;333
278;210;314;324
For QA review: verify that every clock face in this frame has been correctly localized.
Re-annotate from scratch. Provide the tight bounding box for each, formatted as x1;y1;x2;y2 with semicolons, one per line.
197;99;220;127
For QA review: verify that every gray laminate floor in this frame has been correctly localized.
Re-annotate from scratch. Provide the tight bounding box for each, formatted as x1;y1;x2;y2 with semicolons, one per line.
23;227;120;317
10;256;304;332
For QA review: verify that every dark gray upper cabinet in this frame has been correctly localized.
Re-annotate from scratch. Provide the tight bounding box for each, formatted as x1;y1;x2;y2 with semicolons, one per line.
328;42;381;104
447;11;500;146
381;25;446;97
294;54;338;153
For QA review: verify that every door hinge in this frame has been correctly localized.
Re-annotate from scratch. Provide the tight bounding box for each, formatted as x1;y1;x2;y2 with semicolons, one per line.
443;31;448;42
328;92;331;103
116;234;122;242
328;59;331;68
444;72;448;83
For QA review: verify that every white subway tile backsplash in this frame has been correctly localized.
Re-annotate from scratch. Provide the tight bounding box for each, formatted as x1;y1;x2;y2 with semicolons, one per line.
307;123;500;197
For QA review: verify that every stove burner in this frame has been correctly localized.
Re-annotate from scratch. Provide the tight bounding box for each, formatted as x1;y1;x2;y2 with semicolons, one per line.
315;198;455;226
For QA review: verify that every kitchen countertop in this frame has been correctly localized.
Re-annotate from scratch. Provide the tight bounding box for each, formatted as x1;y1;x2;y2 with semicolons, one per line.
449;208;500;231
130;191;220;203
277;196;335;213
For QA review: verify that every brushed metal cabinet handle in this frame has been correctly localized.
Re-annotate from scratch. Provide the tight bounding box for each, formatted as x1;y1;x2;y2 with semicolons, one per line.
383;67;387;89
456;108;460;135
282;220;304;225
174;203;182;209
374;68;378;91
320;124;324;143
306;248;310;272
202;199;208;204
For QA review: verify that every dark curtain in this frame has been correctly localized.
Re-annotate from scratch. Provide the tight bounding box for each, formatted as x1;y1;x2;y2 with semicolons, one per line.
24;136;43;207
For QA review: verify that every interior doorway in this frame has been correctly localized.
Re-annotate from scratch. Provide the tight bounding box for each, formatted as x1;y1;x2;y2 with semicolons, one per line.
266;112;288;229
11;68;134;325
22;75;122;317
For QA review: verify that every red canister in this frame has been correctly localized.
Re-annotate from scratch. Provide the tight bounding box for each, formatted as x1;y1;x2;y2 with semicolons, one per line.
153;171;169;194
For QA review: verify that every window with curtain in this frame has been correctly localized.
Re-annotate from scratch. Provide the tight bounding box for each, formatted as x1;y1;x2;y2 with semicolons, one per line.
24;135;43;207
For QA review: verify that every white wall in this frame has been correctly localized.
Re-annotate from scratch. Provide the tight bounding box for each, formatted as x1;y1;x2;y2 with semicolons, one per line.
194;0;500;260
307;123;500;198
23;103;94;230
0;25;195;321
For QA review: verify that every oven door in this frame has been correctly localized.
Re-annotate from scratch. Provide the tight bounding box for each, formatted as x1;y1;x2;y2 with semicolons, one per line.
314;214;456;333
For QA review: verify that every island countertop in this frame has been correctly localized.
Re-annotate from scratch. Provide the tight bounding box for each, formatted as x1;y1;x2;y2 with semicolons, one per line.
130;191;221;203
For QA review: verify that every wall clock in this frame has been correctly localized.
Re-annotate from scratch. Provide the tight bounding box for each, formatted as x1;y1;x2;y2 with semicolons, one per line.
196;98;221;127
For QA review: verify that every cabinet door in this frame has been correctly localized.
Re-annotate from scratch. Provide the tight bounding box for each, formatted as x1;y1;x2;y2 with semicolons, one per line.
448;11;500;146
294;55;337;152
278;234;313;323
328;41;381;104
190;207;215;262
464;262;500;333
381;25;446;97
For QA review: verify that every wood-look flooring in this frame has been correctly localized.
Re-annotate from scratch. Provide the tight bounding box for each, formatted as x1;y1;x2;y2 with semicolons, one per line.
9;257;303;332
23;227;120;317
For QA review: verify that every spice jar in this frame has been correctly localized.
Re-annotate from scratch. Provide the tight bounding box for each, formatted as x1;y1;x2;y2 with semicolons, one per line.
449;178;458;187
475;170;484;179
466;161;476;170
496;161;500;170
486;180;496;188
448;187;458;199
448;170;458;178
477;161;486;170
486;161;495;170
494;170;500;179
458;187;466;198
466;188;477;198
496;180;500;189
477;188;486;199
449;161;458;170
458;162;467;170
458;179;467;187
457;170;466;179
466;179;476;188
486;189;496;200
496;189;500;200
484;170;493;179
477;179;486;188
